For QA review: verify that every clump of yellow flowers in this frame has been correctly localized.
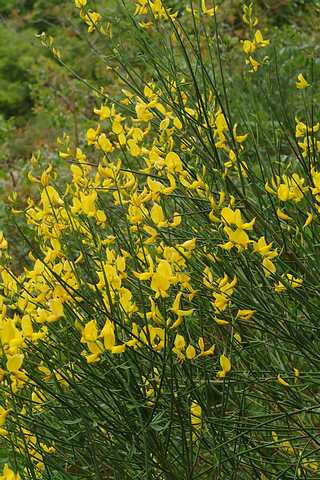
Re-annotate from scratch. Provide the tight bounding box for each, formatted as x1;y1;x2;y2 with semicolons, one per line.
0;0;319;478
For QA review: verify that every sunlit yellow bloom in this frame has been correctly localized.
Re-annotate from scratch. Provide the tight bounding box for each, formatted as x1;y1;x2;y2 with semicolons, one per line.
0;406;10;427
198;337;215;357
242;40;256;55
236;309;255;321
0;465;21;480
7;353;24;373
0;232;8;250
100;320;116;351
169;291;194;329
75;0;87;7
274;274;303;293
201;0;218;16
254;30;270;47
97;134;113;153
220;207;255;250
217;354;231;378
165;151;183;173
94;104;111;119
81;320;98;343
246;56;260;73
303;212;313;228
82;11;102;33
151;260;173;298
86;125;101;144
190;400;202;427
276;208;291;221
186;344;196;360
253;237;277;258
296;73;310;89
277;374;289;387
262;257;276;277
173;333;186;362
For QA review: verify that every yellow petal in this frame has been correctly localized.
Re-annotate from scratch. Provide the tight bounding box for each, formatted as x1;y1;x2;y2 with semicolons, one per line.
186;344;196;360
277;374;289;387
220;354;231;374
303;212;313;228
296;73;310;89
7;354;24;372
276;208;291;221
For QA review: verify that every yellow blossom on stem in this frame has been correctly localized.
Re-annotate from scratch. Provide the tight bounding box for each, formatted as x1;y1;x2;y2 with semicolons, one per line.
246;56;260;73
75;0;87;8
94;104;111;120
0;232;8;250
82;11;102;33
296;73;310;89
217;354;231;378
200;0;218;16
173;333;186;362
7;353;24;373
100;320;115;351
186;344;196;360
0;406;11;427
236;309;255;321
81;320;98;343
190;400;202;441
151;260;174;298
254;30;270;47
198;337;215;357
277;374;289;387
0;465;21;480
169;291;194;329
220;207;255;251
303;212;313;228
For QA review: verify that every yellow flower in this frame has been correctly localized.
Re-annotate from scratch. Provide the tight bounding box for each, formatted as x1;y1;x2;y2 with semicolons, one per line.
190;400;202;428
169;291;194;329
83;11;102;33
7;354;24;373
236;309;255;321
75;0;87;7
276;208;291;221
0;406;10;427
198;337;215;357
254;30;270;47
296;73;310;89
81;320;98;343
217;354;231;378
242;39;256;55
186;344;196;360
97;134;113;153
0;464;21;480
150;203;167;227
303;212;313;228
253;236;277;258
151;260;173;298
201;0;218;16
262;257;276;277
0;232;8;250
173;333;186;362
246;56;260;73
277;374;289;387
94;104;111;119
274;273;303;293
221;207;255;250
100;320;115;351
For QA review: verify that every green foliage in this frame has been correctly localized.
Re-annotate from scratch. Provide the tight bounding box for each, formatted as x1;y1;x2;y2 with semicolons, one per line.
0;26;41;118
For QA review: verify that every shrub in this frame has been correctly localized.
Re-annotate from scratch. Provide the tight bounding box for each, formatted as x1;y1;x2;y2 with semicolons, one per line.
1;1;320;478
